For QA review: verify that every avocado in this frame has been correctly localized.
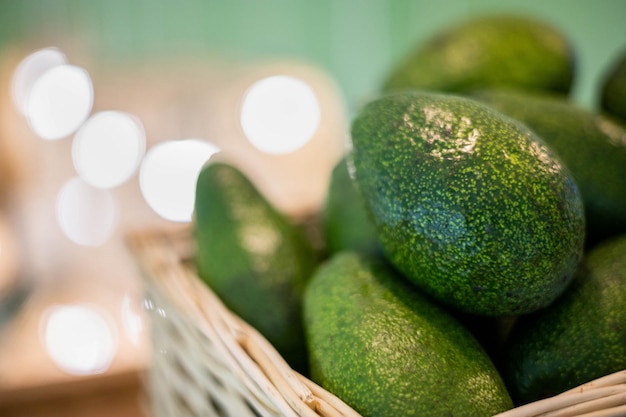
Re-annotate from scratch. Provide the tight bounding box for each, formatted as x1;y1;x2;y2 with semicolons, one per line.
474;89;626;245
194;162;317;372
321;157;380;256
600;49;626;125
350;91;585;317
303;252;513;417
383;15;574;95
503;235;626;405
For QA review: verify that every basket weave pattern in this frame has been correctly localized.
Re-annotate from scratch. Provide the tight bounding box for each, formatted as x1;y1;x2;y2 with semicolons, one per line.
127;226;626;417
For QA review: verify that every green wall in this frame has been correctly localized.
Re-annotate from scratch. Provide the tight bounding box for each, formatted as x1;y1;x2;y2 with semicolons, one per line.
1;0;625;114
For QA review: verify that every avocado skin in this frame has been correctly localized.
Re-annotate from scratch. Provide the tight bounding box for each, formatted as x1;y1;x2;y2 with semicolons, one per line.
503;235;626;405
601;50;626;124
474;89;626;245
321;157;380;256
383;15;574;95
303;252;513;417
350;91;585;317
194;162;317;372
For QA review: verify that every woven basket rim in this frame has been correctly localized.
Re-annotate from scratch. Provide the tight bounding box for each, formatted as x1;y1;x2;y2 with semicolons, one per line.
126;225;626;417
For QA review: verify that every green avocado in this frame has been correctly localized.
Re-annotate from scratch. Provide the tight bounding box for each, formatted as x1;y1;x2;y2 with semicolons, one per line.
303;252;513;417
600;49;626;125
474;89;626;245
321;157;380;256
503;235;626;405
193;162;317;372
383;15;574;95
350;91;585;317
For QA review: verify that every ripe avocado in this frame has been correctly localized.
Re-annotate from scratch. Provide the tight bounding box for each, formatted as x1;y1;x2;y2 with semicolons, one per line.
321;157;380;256
474;89;626;245
600;49;626;124
383;15;574;95
303;252;513;417
350;91;585;316
503;235;626;404
194;162;317;372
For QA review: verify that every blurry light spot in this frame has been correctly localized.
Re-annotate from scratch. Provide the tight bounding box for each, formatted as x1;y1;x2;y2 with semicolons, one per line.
121;295;144;346
143;298;154;311
73;111;146;189
11;47;67;116
26;64;93;140
240;75;320;154
139;139;219;222
41;304;117;376
56;177;118;246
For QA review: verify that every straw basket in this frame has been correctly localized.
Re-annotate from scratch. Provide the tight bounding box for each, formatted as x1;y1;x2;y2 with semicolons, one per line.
127;226;626;417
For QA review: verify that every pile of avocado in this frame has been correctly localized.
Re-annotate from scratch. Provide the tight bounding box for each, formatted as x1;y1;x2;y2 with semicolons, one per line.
193;14;626;417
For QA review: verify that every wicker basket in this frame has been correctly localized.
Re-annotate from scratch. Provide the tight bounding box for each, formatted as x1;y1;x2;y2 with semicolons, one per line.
126;226;626;417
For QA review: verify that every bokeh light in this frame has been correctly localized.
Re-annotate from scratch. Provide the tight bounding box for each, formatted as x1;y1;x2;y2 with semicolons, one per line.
139;139;220;222
56;177;118;246
11;47;67;116
72;111;146;189
121;294;144;346
26;64;93;140
41;304;117;376
240;75;321;154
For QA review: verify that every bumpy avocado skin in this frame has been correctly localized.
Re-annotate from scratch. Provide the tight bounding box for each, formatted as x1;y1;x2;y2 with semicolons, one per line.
384;15;574;95
321;157;380;256
350;92;585;317
601;50;626;124
503;235;626;405
194;162;317;372
474;89;626;245
303;252;513;417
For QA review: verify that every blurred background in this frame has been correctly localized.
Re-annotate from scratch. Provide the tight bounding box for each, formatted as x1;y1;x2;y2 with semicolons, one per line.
0;1;623;416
